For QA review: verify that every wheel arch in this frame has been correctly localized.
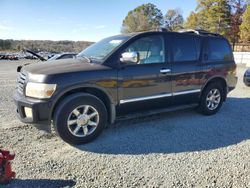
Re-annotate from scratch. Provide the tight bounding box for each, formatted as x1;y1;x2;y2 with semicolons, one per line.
50;86;116;125
201;76;227;101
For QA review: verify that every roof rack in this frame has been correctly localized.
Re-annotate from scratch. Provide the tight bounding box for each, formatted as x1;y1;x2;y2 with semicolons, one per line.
178;29;221;37
155;28;169;32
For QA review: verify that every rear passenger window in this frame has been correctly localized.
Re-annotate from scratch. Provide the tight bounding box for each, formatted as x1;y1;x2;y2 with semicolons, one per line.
207;39;232;61
173;36;200;62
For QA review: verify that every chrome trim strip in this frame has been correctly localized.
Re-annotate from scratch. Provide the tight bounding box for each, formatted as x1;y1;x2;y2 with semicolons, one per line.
120;89;201;104
120;93;172;104
173;89;201;96
160;69;171;73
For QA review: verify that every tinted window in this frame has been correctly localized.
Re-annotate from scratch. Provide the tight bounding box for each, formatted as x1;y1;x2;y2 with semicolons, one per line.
124;35;165;64
173;35;200;62
208;38;232;61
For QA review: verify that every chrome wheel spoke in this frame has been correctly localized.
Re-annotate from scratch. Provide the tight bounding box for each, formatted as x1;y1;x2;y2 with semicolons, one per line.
89;112;98;118
73;125;82;134
214;99;220;104
88;121;97;127
83;127;88;135
211;102;215;108
68;119;77;126
207;101;212;108
72;109;81;117
214;94;220;99
83;105;90;114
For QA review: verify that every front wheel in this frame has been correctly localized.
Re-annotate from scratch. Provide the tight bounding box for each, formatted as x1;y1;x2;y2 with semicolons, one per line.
53;93;107;145
198;83;224;115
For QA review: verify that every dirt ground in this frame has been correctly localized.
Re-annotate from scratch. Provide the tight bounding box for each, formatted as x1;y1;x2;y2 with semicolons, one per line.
0;60;249;188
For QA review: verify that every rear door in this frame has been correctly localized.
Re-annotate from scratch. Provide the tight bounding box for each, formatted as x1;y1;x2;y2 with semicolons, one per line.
171;33;204;105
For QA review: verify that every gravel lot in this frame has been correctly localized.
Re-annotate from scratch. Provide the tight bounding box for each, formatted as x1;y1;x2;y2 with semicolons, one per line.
0;60;249;188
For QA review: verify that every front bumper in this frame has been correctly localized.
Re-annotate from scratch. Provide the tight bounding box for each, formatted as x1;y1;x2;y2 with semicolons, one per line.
13;90;52;125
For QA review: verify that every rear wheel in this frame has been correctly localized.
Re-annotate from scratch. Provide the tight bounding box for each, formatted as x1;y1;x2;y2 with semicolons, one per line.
198;83;224;115
54;93;107;145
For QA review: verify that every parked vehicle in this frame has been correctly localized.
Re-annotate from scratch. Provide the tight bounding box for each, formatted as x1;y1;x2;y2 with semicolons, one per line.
0;54;18;60
16;50;76;72
244;68;250;86
24;50;76;61
14;29;237;145
48;53;77;61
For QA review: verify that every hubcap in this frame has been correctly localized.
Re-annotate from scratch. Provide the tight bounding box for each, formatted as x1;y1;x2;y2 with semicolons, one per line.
67;105;99;137
206;88;221;110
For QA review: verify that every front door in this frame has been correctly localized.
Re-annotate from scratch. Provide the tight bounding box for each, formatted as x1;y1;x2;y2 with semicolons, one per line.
117;34;172;115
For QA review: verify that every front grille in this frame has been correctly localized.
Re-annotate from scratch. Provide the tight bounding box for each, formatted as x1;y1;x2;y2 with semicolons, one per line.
17;71;27;94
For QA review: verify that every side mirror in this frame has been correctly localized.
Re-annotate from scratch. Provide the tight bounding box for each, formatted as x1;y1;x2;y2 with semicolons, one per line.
120;52;139;64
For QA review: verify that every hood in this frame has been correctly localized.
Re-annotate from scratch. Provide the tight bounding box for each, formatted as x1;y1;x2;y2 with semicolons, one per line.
23;58;110;75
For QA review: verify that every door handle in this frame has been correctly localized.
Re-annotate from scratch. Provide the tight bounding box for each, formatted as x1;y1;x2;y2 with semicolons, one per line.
160;68;171;74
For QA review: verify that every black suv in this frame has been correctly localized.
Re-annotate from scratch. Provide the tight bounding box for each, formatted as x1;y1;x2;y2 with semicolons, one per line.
14;29;237;144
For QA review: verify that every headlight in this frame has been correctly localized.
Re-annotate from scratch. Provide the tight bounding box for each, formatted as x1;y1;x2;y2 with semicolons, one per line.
25;82;57;99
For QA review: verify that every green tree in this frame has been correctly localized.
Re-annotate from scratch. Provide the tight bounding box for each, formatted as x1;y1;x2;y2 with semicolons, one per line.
184;11;203;29
185;0;232;37
164;9;184;31
121;3;163;33
227;0;247;48
240;4;250;42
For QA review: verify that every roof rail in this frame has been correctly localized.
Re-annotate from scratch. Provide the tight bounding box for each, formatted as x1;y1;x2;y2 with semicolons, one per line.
155;27;168;32
178;29;221;37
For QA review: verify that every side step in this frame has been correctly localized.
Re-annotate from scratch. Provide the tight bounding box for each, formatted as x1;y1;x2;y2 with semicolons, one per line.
116;104;198;122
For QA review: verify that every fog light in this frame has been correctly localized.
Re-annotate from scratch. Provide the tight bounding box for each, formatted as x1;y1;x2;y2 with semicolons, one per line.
24;107;33;118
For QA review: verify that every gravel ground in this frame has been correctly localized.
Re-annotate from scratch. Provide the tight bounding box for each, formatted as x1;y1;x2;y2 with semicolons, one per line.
0;60;249;188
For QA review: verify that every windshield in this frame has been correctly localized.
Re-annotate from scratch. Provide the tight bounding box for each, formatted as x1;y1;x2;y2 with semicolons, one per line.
77;35;130;61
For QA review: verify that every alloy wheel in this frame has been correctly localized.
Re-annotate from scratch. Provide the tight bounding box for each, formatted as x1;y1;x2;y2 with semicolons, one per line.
67;105;99;137
206;88;221;111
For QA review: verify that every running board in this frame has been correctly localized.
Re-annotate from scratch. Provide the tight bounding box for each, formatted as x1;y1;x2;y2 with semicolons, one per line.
116;104;198;122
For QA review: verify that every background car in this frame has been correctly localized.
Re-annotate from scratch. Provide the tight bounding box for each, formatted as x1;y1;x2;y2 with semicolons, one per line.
244;68;250;86
48;53;77;61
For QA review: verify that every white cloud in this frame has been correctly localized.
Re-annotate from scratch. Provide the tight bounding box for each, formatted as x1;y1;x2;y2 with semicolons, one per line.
72;26;87;34
94;25;107;29
58;16;67;21
0;24;13;30
36;18;45;22
0;19;14;31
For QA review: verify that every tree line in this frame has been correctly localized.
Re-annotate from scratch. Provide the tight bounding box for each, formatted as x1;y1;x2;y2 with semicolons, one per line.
121;0;250;47
0;39;93;53
1;1;249;52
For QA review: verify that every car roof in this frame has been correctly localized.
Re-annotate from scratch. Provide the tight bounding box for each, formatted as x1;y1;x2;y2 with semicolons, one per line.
117;29;224;40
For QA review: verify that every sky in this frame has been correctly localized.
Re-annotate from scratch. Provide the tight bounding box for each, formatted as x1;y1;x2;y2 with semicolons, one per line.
0;0;197;42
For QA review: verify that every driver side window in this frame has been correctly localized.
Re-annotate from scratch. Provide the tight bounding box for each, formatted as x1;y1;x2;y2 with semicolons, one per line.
124;35;165;64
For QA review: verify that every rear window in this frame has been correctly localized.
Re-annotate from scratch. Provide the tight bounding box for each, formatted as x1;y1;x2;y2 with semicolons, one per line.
173;35;200;62
207;38;232;61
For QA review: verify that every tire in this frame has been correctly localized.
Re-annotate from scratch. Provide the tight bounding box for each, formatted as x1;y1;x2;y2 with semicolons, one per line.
198;82;224;115
53;93;107;145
